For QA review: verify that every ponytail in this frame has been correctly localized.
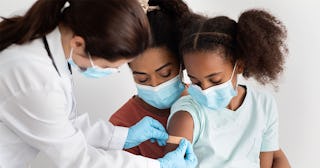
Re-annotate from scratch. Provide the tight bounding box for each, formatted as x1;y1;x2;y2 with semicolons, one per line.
179;9;287;85
146;0;192;60
0;0;68;51
236;9;288;84
0;0;150;62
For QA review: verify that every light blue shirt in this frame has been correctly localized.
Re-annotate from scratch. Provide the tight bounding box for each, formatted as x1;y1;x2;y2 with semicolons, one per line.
169;85;279;168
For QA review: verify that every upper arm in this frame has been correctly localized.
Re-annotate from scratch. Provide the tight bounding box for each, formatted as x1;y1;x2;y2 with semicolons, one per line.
272;149;291;168
260;149;290;168
260;151;274;168
164;111;194;154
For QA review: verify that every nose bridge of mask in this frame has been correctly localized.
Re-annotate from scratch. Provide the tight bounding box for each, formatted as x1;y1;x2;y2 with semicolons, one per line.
88;52;120;73
136;75;180;92
196;62;238;94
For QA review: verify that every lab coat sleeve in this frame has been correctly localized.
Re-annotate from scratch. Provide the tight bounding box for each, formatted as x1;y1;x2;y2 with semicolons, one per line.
1;85;160;168
73;113;129;150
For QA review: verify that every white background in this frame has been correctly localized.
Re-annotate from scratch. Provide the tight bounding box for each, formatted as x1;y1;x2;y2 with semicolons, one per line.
0;0;319;167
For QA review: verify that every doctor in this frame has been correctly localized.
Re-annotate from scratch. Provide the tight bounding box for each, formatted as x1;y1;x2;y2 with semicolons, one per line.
0;0;197;168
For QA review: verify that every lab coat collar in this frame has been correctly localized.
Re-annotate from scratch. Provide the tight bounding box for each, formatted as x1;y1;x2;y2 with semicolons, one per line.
45;27;71;78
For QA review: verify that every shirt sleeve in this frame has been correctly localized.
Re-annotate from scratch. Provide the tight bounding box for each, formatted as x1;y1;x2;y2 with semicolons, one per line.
260;95;280;152
73;113;128;150
169;95;203;144
109;113;142;155
1;85;159;168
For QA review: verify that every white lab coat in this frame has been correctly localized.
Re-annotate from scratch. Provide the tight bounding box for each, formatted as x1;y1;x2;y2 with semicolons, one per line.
0;28;160;168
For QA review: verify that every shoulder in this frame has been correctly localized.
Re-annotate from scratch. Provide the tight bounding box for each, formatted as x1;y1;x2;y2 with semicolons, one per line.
0;38;57;83
246;85;278;119
171;95;202;114
247;85;277;107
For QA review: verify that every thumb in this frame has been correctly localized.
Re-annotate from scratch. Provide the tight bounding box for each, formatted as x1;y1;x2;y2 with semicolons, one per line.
185;140;197;162
151;129;169;141
175;138;188;155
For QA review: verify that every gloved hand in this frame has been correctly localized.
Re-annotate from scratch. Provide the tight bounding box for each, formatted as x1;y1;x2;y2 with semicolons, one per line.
158;138;198;168
124;116;168;149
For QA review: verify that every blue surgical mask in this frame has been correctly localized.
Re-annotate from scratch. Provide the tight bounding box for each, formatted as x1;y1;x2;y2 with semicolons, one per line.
188;63;238;110
67;48;119;78
136;75;185;109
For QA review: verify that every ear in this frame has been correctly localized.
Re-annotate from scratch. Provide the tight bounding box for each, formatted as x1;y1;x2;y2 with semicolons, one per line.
70;36;86;56
236;59;245;74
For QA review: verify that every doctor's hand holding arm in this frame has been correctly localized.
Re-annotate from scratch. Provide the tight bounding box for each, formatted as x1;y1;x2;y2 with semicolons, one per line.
124;116;169;149
125;117;198;167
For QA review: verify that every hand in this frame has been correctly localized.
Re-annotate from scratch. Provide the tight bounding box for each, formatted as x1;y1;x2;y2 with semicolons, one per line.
159;138;198;168
124;116;168;149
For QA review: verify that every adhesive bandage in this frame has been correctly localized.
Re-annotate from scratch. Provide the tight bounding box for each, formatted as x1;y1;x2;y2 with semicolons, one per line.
167;135;184;144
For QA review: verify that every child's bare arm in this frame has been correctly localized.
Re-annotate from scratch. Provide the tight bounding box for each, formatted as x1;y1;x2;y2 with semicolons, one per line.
260;149;290;168
272;149;291;168
164;111;194;154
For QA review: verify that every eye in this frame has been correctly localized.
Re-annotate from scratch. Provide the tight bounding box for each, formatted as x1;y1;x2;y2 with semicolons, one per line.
134;75;149;83
138;78;149;83
160;71;171;78
158;69;172;78
190;79;201;87
209;79;222;85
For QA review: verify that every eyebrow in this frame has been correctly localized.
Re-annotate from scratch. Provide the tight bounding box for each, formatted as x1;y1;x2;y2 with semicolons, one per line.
188;72;222;79
155;63;172;72
132;62;173;75
132;71;147;75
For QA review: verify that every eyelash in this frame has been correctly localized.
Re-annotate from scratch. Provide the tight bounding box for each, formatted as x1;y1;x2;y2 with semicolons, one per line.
210;79;222;85
137;71;172;83
160;71;171;78
138;78;148;83
193;80;222;87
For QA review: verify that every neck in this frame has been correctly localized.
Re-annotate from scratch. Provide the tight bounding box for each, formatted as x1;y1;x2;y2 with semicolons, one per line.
58;24;73;60
227;85;246;111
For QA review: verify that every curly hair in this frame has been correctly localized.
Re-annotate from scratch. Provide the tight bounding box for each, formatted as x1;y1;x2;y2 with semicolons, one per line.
180;9;288;85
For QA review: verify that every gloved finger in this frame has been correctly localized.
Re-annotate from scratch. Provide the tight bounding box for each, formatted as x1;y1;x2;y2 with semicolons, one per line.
175;138;188;155
185;140;197;163
157;139;166;146
151;128;169;141
149;117;167;132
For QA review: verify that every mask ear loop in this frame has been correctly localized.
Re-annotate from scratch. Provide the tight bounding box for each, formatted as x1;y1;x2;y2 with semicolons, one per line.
87;52;95;68
231;61;238;91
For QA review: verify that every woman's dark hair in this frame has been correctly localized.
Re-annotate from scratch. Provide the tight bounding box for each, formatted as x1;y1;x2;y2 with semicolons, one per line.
0;0;150;62
180;9;288;85
146;0;191;61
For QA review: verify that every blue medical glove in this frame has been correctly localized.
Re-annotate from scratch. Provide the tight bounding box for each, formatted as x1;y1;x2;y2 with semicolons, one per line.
124;116;168;149
158;138;198;168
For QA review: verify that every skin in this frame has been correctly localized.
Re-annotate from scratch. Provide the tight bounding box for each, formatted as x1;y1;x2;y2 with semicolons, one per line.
59;24;132;70
165;50;290;168
129;47;180;87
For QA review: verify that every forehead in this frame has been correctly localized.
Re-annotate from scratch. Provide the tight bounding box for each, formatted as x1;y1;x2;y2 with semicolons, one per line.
130;47;178;70
183;51;232;76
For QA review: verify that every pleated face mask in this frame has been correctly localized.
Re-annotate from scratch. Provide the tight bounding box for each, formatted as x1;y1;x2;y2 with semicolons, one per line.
136;75;185;109
68;48;119;78
188;63;238;110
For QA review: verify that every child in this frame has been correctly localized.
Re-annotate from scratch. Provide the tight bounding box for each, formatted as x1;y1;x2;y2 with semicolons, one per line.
166;9;289;168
